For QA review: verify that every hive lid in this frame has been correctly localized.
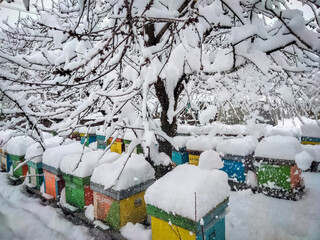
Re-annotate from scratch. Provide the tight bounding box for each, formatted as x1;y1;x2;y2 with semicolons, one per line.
144;164;230;221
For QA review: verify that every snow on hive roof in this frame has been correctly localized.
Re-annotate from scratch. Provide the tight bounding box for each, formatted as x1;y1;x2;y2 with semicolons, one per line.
60;150;103;178
6;136;35;156
144;164;230;221
98;151;121;165
254;135;302;161
79;126;96;134
91;153;155;191
25;136;64;163
173;136;193;149
186;136;223;151
42;142;84;169
301;124;320;138
216;136;258;156
0;130;15;151
268;125;300;138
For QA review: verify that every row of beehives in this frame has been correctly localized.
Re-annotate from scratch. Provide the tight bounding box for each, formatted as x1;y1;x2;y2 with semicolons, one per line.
0;132;230;240
172;133;320;200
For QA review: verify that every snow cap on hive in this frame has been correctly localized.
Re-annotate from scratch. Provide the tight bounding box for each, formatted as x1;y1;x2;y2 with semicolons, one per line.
216;136;258;156
6;136;35;156
91;153;155;191
144;164;230;221
60;150;106;178
25;136;64;163
43;142;84;169
254;135;302;161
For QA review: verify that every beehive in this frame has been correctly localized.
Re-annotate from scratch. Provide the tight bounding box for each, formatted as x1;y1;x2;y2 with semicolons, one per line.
43;164;65;200
123;139;143;154
9;154;28;179
187;150;202;166
255;157;302;194
91;180;153;229
108;138;123;154
0;150;10;172
145;165;230;240
148;200;228;240
26;161;43;189
80;133;96;146
301;136;320;145
254;135;304;199
96;134;107;150
63;174;93;210
172;147;189;165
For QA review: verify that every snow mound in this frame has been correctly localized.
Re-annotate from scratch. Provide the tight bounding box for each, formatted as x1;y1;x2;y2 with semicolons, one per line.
144;164;230;221
216;136;258;156
295;150;315;171
0;130;15;151
268;125;300;138
302;145;320;163
43;142;84;169
254;135;302;160
91;153;155;191
98;151;121;165
60;150;103;178
186;136;223;151
198;150;223;170
6;136;35;156
301;124;320;138
173;136;193;149
120;223;151;240
25;136;64;163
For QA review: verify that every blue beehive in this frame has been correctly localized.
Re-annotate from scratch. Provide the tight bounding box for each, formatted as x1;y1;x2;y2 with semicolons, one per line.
172;147;189;165
216;136;258;190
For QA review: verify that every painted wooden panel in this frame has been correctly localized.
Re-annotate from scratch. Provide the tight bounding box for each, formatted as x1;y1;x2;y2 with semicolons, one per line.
221;159;245;183
151;216;196;240
109;138;123;154
189;154;200;166
44;170;57;198
119;191;147;227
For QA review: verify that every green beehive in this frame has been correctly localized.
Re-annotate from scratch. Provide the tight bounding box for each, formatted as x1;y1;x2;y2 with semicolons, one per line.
26;161;43;189
10;154;28;179
63;174;93;210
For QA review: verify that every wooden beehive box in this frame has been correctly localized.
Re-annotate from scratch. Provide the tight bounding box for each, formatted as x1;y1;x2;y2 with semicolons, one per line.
254;135;304;200
91;180;153;229
216;136;258;189
9;154;28;179
145;165;230;240
63;174;93;210
90;153;155;229
301;124;320;145
0;150;10;172
26;161;43;190
186;136;222;166
108;137;123;154
172;147;189;165
96;134;107;150
148;199;228;240
43;164;65;200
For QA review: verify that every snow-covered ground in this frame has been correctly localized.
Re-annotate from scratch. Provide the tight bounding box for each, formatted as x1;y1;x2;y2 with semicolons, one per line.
0;172;319;240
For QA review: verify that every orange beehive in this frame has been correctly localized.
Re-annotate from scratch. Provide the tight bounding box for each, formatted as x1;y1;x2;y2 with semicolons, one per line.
43;170;65;200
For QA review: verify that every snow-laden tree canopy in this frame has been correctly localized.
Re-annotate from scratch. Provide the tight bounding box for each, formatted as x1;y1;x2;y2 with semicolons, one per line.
0;0;319;166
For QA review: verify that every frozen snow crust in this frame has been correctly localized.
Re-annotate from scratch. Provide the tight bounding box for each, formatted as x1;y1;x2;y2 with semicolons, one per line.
91;153;155;191
254;135;302;160
144;164;230;221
